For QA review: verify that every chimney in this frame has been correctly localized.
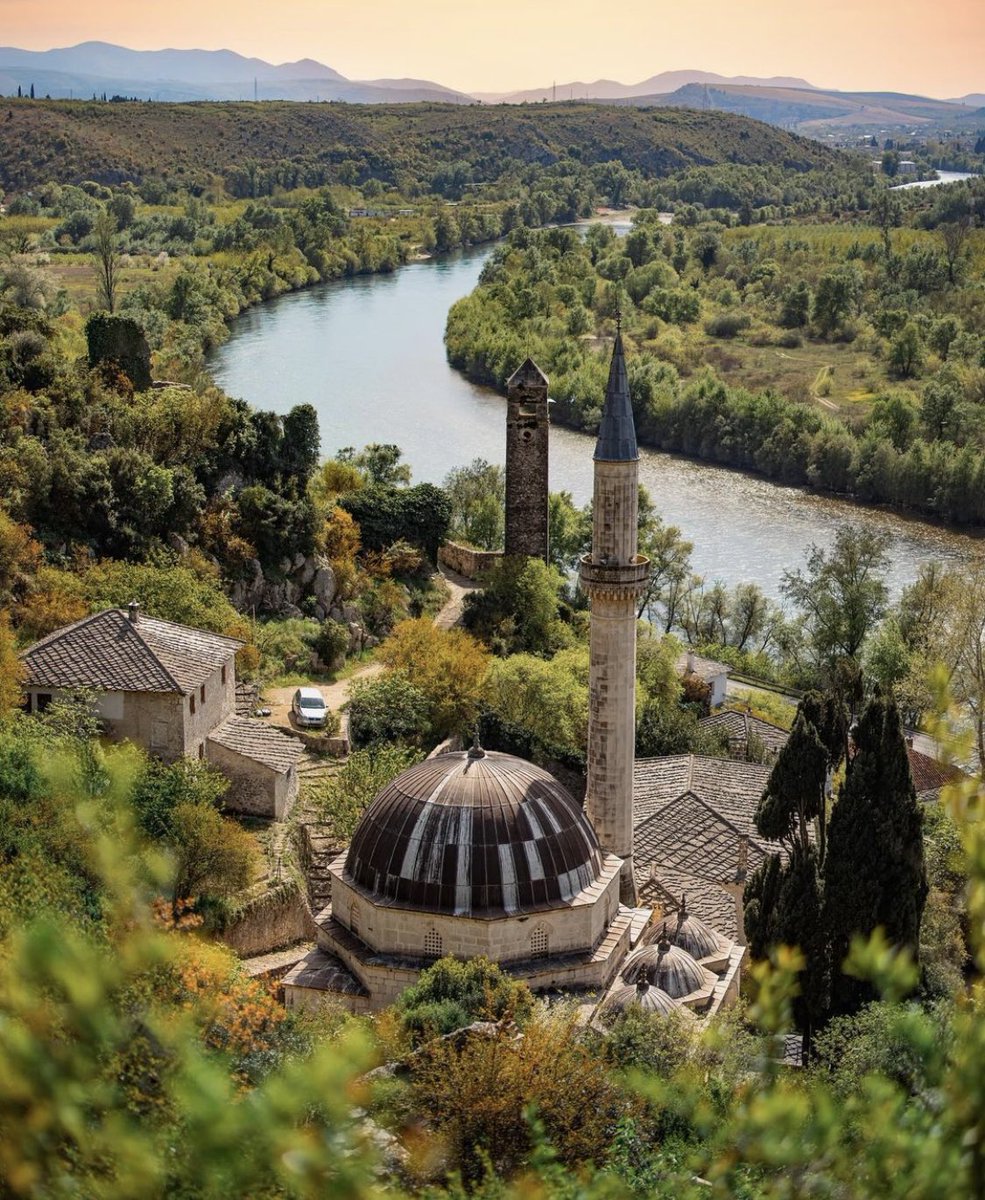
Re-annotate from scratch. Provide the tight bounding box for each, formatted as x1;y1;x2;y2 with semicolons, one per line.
736;834;749;880
686;650;696;673
127;601;140;624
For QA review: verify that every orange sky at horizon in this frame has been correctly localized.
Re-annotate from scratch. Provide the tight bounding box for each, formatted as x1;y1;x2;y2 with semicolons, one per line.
2;0;983;97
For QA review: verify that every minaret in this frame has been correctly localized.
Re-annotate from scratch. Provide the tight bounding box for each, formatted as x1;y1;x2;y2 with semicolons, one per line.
579;321;648;905
504;358;550;561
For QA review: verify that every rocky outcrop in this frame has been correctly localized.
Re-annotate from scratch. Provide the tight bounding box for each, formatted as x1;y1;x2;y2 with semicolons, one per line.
229;553;338;620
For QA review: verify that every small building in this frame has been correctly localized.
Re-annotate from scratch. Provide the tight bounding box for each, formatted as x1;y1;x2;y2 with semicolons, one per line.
676;650;730;709
698;709;790;761
20;605;302;819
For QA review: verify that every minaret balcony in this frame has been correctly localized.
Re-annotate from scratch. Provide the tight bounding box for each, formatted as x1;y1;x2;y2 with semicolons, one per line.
578;554;650;599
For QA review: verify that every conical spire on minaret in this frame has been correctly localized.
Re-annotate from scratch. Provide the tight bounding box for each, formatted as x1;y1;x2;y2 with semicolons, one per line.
594;313;638;463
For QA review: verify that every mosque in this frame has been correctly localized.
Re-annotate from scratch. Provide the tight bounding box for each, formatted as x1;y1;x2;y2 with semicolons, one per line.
284;331;745;1020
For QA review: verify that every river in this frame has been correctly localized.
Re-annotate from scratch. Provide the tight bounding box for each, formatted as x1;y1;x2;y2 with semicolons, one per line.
208;239;982;601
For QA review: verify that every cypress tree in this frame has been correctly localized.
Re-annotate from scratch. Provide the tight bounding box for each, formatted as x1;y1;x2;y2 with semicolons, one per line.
745;706;832;1059
824;693;927;1016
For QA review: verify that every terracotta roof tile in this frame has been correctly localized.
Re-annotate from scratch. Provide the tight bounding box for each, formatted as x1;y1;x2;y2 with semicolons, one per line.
21;609;241;695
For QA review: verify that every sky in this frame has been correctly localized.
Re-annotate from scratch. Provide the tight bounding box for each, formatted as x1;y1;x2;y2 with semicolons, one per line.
2;0;983;98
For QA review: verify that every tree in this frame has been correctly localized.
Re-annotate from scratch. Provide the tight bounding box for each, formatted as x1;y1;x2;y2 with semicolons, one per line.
91;209;121;313
379;618;490;738
744;707;832;1057
168;800;257;908
781;526;890;671
484;648;588;755
346;672;430;748
0;613;25;716
337;442;411;485
311;745;420;839
888;321;925;380
463;556;568;656
824;693;927;1016
280;404;320;483
444;458;505;550
939;218;971;285
812;265;863;337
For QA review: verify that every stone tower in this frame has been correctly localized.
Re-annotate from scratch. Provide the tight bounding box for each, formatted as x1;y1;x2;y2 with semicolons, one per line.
579;327;648;905
504;358;550;561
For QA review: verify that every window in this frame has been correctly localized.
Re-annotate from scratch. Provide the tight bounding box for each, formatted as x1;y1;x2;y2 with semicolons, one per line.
200;684;206;704
221;665;227;685
424;928;442;958
190;694;196;715
197;743;204;760
34;693;52;713
530;926;549;959
349;902;361;936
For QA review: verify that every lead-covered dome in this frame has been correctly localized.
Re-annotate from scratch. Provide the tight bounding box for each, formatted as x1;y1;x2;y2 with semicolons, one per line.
345;747;604;917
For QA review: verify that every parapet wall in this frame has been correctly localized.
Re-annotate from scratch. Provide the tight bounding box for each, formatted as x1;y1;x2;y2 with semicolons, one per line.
438;541;502;581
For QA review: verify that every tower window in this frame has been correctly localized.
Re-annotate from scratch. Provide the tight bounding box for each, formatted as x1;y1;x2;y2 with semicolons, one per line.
530;926;549;959
190;694;196;715
349;902;361;935
424;928;442;958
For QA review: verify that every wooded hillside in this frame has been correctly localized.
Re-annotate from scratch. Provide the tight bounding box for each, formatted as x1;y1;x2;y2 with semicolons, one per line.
0;99;839;193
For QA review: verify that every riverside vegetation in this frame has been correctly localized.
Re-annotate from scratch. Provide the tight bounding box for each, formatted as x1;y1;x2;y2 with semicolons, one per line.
446;177;985;524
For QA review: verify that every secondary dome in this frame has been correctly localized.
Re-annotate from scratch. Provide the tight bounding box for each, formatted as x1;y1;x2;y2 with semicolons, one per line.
345;747;604;917
604;979;681;1018
621;927;717;1003
645;896;733;967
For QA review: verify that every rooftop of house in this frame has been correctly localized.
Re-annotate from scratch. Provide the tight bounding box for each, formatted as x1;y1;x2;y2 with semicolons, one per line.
675;651;731;683
207;716;304;774
906;744;968;801
20;607;242;696
698;709;791;755
633;754;775;888
638;866;740;942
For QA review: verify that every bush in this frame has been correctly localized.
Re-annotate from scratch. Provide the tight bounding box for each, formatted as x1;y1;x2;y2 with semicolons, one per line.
704;311;751;339
310;746;420;839
346;673;430;748
397;955;533;1043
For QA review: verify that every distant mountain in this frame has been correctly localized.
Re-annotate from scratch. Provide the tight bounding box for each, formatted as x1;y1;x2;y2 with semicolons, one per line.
604;83;981;134
0;41;470;103
952;94;985;108
472;70;817;104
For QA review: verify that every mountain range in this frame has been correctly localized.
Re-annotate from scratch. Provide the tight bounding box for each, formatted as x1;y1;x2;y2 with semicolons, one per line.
0;43;980;135
0;42;472;104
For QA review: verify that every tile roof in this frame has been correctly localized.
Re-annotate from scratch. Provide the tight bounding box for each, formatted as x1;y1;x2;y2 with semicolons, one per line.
283;948;368;997
698;710;790;755
21;609;241;695
638;867;740;942
634;755;771;826
675;651;731;682
906;745;968;800
633;755;777;892
208;716;304;774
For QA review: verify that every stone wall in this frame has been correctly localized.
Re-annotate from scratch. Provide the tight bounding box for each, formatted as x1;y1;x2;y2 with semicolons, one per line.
438;541;502;581
218;885;317;957
206;740;294;820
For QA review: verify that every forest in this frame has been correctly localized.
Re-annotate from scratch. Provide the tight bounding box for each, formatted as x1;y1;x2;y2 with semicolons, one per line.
446;177;985;523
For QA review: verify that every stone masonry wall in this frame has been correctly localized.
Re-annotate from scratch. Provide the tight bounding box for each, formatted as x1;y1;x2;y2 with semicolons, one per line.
438;541;502;581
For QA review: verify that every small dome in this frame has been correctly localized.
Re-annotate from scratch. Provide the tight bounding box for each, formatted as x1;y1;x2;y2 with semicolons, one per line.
621;928;717;1001
604;979;680;1018
646;896;733;964
345;749;604;917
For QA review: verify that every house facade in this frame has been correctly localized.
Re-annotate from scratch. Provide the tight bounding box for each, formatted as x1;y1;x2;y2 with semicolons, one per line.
20;604;301;818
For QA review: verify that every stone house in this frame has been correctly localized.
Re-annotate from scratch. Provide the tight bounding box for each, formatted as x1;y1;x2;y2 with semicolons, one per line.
20;604;302;818
676;650;730;709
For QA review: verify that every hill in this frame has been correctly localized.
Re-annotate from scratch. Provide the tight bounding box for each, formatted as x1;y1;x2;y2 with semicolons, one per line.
0;41;469;104
473;70;816;104
611;83;981;134
0;99;839;193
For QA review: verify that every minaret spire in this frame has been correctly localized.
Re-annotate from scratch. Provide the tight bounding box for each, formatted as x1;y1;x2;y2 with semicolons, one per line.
579;328;648;905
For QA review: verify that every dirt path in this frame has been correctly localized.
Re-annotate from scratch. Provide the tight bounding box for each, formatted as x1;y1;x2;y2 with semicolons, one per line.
262;561;480;727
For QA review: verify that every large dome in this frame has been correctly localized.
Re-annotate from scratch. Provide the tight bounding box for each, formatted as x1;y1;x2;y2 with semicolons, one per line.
344;747;604;917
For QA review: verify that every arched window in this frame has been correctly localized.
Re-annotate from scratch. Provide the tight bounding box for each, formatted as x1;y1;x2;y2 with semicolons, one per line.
424;928;443;958
530;926;549;959
349;902;361;936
